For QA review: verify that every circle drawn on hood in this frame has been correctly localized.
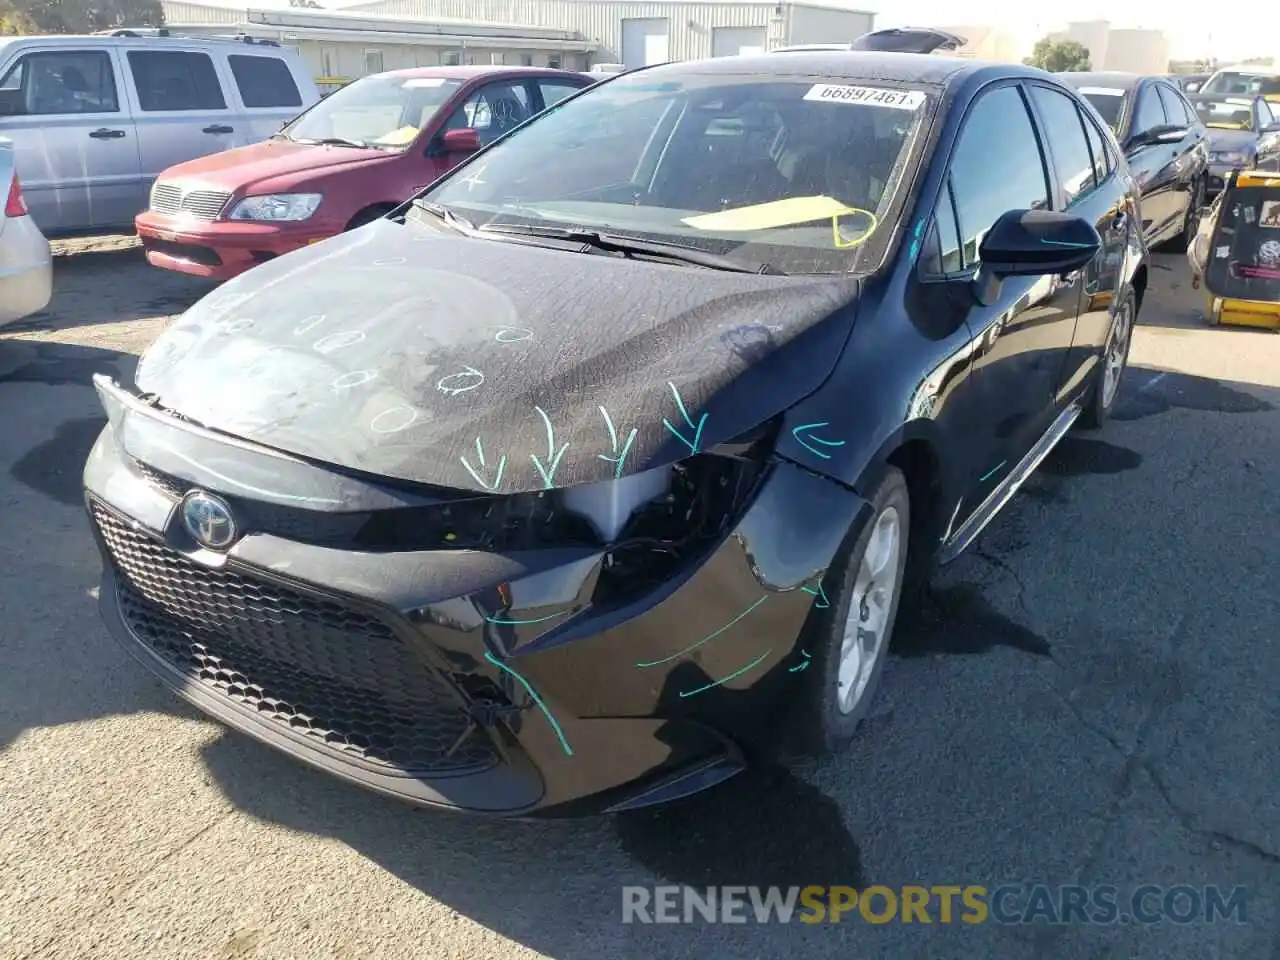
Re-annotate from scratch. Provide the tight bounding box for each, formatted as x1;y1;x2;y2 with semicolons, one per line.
314;330;366;354
332;369;379;391
370;405;419;434
495;326;534;343
436;365;484;397
293;314;326;336
217;317;254;335
373;256;407;266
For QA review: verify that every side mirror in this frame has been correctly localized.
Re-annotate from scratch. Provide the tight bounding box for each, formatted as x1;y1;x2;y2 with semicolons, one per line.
1126;124;1187;151
441;128;481;153
971;209;1100;305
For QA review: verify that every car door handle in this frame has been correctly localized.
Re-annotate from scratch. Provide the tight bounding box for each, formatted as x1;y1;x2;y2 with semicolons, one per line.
88;128;126;139
202;124;234;135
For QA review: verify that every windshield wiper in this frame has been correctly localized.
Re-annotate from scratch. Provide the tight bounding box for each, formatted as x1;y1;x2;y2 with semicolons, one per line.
293;136;371;149
477;223;785;275
411;199;476;232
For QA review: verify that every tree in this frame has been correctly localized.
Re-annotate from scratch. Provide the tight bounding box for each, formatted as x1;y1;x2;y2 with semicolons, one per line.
1024;38;1092;73
3;0;164;34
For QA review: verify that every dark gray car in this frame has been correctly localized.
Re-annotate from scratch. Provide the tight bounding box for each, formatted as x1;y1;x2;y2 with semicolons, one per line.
1187;93;1280;196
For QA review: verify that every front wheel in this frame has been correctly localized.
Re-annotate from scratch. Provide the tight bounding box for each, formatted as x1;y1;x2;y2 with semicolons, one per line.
792;466;910;754
1080;288;1135;429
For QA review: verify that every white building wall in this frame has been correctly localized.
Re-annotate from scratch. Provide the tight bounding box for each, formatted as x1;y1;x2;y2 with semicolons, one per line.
785;5;874;48
931;25;1025;63
1104;29;1170;74
1049;20;1111;69
349;0;870;63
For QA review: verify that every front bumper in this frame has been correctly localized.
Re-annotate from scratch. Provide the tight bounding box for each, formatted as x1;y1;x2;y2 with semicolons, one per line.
84;378;866;816
135;210;340;280
1208;163;1246;196
0;214;52;327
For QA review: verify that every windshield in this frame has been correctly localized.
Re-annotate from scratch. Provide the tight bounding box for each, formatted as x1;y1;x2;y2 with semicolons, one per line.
1202;72;1280;98
1077;88;1126;132
421;72;932;275
1193;97;1257;131
282;74;462;148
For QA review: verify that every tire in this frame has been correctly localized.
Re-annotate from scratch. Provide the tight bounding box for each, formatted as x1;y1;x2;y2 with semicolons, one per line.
1169;177;1205;252
792;466;910;754
346;204;396;231
1079;287;1135;429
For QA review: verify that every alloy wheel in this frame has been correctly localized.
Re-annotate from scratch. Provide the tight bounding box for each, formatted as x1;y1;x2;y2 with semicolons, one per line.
1101;297;1132;409
837;505;902;714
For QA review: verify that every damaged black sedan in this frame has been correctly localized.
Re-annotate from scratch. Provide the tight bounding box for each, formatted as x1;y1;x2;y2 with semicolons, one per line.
84;48;1147;817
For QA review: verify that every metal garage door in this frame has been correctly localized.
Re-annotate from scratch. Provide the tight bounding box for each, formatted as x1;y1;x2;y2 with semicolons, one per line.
711;26;767;58
621;18;670;70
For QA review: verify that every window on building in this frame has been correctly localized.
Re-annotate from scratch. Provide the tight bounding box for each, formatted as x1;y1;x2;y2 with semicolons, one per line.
364;49;385;75
0;50;119;116
444;51;461;66
127;51;225;111
520;54;534;66
948;84;1050;266
547;55;562;69
320;46;339;77
228;54;302;108
1028;84;1096;205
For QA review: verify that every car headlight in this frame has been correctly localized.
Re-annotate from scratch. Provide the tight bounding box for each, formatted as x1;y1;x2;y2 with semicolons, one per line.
227;193;323;222
1212;149;1252;166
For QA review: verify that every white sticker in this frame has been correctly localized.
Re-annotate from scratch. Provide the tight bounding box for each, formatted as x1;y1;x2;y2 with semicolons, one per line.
1078;86;1124;96
1226;97;1253;105
803;84;925;111
402;78;447;88
1216;245;1231;258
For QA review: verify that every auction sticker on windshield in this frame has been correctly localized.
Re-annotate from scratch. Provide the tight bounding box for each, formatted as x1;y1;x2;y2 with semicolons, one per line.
803;85;925;110
1078;87;1124;96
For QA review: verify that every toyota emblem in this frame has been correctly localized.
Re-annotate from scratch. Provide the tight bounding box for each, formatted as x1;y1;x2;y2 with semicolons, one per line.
180;490;238;550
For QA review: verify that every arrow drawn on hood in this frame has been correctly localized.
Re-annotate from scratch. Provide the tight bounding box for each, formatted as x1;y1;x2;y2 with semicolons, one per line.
530;406;570;489
460;437;506;491
662;381;707;455
791;422;846;460
596;405;637;479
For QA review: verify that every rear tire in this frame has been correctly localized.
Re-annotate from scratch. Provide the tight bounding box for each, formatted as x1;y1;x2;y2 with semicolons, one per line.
792;466;910;755
1168;177;1205;252
1080;287;1135;429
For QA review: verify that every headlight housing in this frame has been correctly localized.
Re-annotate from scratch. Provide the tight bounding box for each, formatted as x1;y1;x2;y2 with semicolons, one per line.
1212;149;1253;167
227;193;323;222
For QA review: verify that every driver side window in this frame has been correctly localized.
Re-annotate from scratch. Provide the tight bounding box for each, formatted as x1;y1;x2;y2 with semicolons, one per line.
443;81;532;145
1131;87;1166;137
920;83;1050;276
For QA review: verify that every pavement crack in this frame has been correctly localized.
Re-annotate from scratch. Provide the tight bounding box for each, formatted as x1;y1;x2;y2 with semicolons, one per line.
972;546;1037;628
1141;758;1280;865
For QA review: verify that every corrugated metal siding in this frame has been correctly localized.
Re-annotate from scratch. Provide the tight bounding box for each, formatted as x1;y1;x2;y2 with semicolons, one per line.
785;6;873;46
350;0;790;62
161;1;244;24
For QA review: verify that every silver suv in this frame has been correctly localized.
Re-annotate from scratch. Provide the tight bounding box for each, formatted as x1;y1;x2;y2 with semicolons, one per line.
0;33;318;237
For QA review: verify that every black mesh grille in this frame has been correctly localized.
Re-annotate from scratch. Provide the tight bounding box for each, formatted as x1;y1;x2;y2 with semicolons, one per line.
91;501;495;776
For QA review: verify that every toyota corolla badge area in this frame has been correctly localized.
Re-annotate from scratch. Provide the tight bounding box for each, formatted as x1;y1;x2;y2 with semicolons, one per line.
84;51;1147;817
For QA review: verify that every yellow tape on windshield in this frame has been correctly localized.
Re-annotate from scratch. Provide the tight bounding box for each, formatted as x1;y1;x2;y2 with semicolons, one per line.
682;196;858;231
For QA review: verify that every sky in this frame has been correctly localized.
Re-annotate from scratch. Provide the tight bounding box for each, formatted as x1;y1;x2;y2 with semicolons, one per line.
868;0;1279;62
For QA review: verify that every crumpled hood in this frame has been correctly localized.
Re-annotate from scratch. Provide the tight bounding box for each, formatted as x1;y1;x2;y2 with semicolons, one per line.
157;138;393;190
1207;129;1258;154
136;218;860;494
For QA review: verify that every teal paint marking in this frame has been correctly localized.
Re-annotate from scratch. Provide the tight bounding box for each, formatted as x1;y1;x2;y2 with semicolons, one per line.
679;649;773;698
791;422;846;460
460;437;506;490
596;405;637;479
635;594;769;668
483;609;571;626
908;220;924;259
661;381;707;455
801;583;831;609
483;650;574;756
530;406;570;489
789;649;812;673
1039;239;1096;248
979;460;1007;483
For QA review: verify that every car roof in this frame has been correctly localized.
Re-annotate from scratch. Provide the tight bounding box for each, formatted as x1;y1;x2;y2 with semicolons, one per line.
1057;72;1152;93
636;51;1047;89
1214;63;1280;76
376;65;587;82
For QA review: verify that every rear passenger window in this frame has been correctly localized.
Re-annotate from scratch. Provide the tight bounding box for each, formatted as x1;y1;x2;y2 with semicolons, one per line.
537;81;581;109
127;51;226;112
0;51;118;116
228;55;302;108
947;85;1050;267
1155;85;1189;128
1131;87;1166;135
1028;85;1096;205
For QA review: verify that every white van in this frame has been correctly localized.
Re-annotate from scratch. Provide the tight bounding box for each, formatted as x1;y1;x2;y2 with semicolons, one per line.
0;33;318;237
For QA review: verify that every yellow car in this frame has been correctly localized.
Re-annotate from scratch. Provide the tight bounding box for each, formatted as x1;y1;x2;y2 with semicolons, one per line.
1189;168;1280;329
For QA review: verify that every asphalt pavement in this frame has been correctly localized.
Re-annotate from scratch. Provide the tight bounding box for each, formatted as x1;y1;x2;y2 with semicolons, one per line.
0;240;1277;960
